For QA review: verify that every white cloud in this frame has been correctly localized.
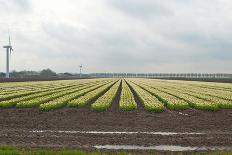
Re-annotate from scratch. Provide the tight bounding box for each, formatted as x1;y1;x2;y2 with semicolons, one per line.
0;0;232;73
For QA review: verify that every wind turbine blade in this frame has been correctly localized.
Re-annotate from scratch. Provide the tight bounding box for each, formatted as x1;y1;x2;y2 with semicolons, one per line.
8;36;11;46
8;29;11;46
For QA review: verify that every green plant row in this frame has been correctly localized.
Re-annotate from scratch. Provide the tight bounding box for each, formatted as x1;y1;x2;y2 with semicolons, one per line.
39;81;114;111
127;81;164;112
186;82;232;92
0;82;67;95
157;81;232;102
136;82;189;110
91;80;121;112
0;79;107;96
133;79;229;111
0;83;50;93
119;80;137;111
0;81;90;102
16;81;110;108
178;85;232;101
0;82;96;108
0;89;46;102
68;81;116;108
0;87;37;95
157;87;220;111
167;86;232;109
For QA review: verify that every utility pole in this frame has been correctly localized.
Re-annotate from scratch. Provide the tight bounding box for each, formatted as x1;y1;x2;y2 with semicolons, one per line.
79;65;82;78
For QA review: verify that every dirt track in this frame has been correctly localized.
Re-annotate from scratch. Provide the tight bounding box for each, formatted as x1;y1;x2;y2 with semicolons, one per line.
0;107;232;151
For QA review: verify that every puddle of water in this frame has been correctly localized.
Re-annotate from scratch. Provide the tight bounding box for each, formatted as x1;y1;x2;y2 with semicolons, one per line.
30;130;203;135
94;145;232;151
178;112;189;116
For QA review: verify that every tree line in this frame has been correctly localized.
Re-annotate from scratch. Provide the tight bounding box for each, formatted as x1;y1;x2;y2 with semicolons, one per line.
0;68;89;78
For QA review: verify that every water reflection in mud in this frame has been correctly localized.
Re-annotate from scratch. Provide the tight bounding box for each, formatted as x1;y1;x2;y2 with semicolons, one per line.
31;130;204;135
94;145;232;151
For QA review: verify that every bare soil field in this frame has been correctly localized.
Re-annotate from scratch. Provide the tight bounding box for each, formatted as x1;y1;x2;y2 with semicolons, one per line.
1;79;232;153
0;107;232;152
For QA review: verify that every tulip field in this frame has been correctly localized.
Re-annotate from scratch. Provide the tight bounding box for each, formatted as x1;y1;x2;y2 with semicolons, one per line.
0;78;232;112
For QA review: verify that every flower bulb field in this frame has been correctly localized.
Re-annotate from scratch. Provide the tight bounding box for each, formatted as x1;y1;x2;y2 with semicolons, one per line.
0;78;232;112
0;78;232;153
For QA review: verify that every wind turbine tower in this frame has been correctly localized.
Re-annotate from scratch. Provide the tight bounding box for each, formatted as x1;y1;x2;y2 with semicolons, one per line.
3;33;13;78
79;64;83;78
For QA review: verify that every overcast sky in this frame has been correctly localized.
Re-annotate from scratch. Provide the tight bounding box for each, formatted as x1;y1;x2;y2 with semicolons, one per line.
0;0;232;73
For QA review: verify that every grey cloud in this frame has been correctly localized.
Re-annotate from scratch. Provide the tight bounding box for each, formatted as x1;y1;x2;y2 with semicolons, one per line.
110;0;173;18
168;32;232;60
0;0;31;13
41;20;138;56
1;0;232;73
41;16;232;72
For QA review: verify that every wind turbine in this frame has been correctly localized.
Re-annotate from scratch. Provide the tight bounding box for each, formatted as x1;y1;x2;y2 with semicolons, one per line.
3;31;14;78
79;64;83;78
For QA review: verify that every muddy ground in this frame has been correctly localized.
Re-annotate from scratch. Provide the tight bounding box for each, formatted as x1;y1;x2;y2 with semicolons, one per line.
0;107;232;151
0;81;232;153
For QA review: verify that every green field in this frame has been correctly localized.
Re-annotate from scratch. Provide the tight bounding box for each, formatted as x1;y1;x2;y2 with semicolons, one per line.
0;146;231;155
0;78;232;112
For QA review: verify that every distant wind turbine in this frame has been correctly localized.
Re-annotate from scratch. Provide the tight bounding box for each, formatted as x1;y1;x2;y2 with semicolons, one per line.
3;30;14;78
79;64;83;78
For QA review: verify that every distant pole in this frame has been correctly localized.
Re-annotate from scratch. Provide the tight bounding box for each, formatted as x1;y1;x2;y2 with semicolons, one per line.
79;65;82;78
